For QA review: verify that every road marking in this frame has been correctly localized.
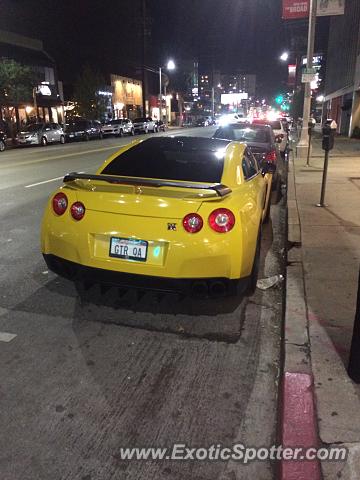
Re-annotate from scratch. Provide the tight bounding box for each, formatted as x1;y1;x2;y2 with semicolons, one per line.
25;176;64;188
0;332;17;342
0;144;127;170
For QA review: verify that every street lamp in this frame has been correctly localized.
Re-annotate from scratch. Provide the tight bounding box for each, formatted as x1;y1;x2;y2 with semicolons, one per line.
280;52;289;62
159;60;176;125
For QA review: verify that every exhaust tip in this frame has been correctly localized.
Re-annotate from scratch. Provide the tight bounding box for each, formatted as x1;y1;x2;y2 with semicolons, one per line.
191;281;208;297
209;281;226;297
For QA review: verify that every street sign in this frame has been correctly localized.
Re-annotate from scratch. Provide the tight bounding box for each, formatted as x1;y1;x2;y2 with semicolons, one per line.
282;0;309;19
282;0;345;19
317;0;345;16
302;73;316;83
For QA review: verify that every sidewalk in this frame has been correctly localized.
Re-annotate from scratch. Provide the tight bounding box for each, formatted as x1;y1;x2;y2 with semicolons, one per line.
285;134;360;478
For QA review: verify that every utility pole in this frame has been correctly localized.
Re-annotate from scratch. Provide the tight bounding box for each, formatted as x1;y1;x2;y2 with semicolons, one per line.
141;0;147;116
296;0;317;158
159;67;162;122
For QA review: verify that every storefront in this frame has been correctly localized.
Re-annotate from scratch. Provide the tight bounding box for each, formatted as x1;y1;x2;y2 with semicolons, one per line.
0;30;64;136
0;83;64;136
111;75;143;120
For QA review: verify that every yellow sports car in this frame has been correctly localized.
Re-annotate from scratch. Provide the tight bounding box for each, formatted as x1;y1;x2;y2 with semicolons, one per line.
41;137;273;296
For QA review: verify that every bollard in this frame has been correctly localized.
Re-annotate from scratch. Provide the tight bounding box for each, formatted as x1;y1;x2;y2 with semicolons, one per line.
348;268;360;383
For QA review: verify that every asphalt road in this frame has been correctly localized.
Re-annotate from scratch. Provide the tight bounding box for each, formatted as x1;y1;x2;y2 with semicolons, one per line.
0;127;285;480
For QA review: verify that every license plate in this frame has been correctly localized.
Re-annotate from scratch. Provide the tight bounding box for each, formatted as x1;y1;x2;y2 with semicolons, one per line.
109;237;148;262
69;134;74;138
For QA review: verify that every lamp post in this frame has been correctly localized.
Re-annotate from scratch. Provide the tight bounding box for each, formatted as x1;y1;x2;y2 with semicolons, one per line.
297;0;318;159
159;60;175;125
32;86;38;122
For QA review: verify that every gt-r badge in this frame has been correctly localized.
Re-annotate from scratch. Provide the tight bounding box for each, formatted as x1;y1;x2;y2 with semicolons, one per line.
167;223;177;231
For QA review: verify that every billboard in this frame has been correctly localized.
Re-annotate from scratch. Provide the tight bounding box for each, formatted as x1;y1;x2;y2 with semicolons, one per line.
282;0;309;19
317;0;345;16
288;64;297;86
221;93;248;105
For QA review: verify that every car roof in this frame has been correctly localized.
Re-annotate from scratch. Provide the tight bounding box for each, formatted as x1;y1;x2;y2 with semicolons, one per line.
140;136;231;151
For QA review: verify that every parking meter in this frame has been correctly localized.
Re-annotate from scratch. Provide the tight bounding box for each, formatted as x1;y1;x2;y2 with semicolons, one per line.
318;119;337;206
308;118;316;136
322;119;337;151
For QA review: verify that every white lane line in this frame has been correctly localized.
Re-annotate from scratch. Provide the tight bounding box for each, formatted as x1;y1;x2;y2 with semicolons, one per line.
0;144;126;170
25;176;64;188
0;332;17;343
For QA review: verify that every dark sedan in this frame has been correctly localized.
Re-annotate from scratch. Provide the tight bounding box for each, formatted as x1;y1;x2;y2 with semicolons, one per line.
65;119;103;142
213;123;282;187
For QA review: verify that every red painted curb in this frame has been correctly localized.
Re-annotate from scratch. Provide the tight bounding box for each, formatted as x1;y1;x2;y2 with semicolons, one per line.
280;372;322;480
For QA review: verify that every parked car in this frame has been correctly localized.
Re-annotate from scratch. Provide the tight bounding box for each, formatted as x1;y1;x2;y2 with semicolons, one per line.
41;137;273;297
133;117;157;134
252;118;288;155
0;130;7;152
102;118;134;137
17;123;65;146
65;119;103;141
195;117;210;127
155;120;166;132
213;122;281;195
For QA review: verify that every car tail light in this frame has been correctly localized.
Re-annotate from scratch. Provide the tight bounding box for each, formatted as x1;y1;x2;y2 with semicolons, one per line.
52;192;68;215
70;202;86;220
183;213;203;233
265;150;277;162
209;208;235;233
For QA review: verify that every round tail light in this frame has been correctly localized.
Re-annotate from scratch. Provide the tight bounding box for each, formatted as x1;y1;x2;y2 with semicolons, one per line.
209;208;235;233
183;213;203;233
70;202;86;220
52;192;68;215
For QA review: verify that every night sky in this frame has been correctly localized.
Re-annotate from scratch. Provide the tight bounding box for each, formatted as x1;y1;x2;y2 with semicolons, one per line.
0;0;328;97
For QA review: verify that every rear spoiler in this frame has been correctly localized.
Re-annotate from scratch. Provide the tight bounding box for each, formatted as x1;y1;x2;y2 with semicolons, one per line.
63;172;232;197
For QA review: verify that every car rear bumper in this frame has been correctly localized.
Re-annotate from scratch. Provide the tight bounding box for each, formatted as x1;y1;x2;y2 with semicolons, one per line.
43;254;249;296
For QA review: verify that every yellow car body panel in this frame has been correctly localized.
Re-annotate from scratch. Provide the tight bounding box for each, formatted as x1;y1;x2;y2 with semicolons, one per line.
41;139;270;287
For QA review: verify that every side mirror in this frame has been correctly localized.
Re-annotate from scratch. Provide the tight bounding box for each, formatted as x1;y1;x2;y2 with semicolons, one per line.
262;161;276;176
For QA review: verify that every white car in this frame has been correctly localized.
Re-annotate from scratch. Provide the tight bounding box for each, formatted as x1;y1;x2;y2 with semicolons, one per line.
102;119;134;137
253;119;288;154
17;123;65;146
133;117;157;134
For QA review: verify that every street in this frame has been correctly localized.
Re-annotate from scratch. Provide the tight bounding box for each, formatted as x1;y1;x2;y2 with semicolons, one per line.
0;127;285;480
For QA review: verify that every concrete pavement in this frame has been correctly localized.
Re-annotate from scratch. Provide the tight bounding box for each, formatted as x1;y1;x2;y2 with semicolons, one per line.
286;132;360;479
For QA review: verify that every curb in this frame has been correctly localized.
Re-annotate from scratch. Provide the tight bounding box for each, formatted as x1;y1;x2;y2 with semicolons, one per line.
280;145;322;479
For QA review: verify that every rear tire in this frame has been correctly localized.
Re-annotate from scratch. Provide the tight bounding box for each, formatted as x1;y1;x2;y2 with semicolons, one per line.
41;136;47;147
0;139;5;152
60;135;65;144
246;228;261;296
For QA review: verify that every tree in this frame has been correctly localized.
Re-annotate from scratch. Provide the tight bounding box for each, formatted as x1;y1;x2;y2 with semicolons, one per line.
0;59;39;137
73;65;107;120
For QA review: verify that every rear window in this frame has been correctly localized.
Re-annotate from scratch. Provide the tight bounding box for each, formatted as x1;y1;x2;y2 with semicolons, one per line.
102;139;226;183
214;126;270;143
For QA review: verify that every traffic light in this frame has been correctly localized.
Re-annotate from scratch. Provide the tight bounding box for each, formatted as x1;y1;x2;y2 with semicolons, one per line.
275;94;284;105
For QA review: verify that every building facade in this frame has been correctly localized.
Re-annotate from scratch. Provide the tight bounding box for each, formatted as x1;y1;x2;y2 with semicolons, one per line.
0;30;63;135
110;74;143;120
324;0;360;136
